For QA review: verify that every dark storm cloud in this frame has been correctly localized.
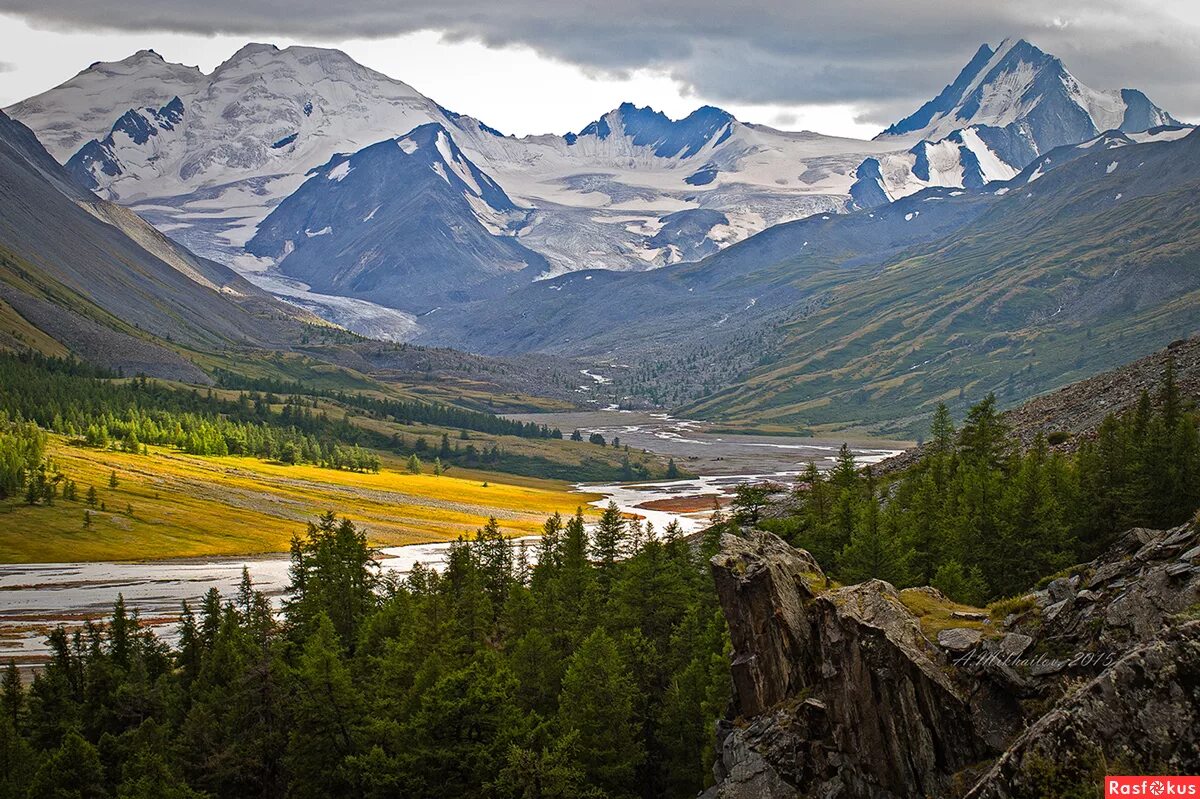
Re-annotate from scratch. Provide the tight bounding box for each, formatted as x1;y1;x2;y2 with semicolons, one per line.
2;0;1198;121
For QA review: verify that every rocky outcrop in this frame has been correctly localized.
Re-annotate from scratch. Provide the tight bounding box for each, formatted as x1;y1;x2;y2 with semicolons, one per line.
1008;523;1200;653
711;532;825;717
709;531;1000;798
706;524;1200;799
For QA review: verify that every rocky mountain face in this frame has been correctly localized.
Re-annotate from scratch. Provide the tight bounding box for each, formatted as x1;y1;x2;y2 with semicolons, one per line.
1000;336;1200;446
705;526;1200;798
878;336;1200;475
246;123;547;311
853;38;1182;205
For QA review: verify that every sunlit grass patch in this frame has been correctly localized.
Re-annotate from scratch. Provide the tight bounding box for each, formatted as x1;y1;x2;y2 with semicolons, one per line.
0;436;602;563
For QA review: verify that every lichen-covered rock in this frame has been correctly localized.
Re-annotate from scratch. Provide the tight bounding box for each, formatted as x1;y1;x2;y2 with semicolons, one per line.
1014;523;1199;651
998;633;1032;659
966;622;1200;798
938;627;983;652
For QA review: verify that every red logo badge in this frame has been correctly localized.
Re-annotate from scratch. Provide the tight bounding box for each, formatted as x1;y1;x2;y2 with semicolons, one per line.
1106;777;1200;797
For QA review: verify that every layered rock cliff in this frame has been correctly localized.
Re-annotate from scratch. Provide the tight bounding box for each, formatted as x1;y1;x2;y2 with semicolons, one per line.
705;523;1200;798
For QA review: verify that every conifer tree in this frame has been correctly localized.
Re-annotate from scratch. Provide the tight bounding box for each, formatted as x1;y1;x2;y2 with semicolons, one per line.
286;613;362;799
26;730;108;799
592;502;627;587
285;512;379;647
557;629;645;797
1;661;21;729
838;470;910;586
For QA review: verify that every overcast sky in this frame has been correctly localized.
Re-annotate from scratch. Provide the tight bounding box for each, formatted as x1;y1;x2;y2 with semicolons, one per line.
1;1;1198;138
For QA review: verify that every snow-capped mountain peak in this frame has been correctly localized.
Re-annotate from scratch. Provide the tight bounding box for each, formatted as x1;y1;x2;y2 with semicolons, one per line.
245;121;541;311
11;43;475;258
855;38;1183;206
6;51;204;160
878;38;1177;146
6;42;900;276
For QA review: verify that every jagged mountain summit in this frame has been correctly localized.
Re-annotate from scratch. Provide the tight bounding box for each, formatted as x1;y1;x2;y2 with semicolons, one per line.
853;38;1183;204
880;39;1177;143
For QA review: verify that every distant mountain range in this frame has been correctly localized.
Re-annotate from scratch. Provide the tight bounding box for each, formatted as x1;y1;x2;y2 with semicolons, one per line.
5;44;892;300
10;38;1180;322
2;37;1196;432
417;123;1200;432
0;105;587;410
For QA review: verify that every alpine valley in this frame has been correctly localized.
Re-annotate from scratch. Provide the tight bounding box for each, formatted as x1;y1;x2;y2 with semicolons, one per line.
5;36;1195;436
2;15;1200;799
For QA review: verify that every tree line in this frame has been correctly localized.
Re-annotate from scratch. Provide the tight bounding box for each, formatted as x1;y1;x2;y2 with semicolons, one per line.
213;369;563;441
0;507;729;799
757;361;1200;603
0;355;391;473
0;354;619;480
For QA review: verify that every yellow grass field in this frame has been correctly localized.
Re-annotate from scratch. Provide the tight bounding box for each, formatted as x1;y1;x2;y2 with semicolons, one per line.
0;437;602;563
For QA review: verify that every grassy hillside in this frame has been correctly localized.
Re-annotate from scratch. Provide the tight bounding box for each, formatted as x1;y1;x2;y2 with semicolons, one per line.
680;134;1200;435
0;434;601;563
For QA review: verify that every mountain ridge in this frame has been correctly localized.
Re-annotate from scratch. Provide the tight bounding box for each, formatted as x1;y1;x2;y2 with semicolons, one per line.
415;126;1200;433
1;43;893;290
0;107;322;380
